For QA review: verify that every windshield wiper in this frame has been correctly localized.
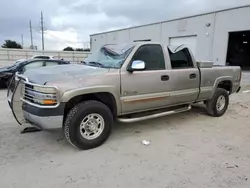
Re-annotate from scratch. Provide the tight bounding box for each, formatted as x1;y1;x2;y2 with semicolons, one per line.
86;61;104;68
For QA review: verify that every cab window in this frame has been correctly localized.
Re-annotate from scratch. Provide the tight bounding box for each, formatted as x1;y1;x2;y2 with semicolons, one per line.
22;61;44;73
45;61;60;66
131;44;166;70
169;48;194;69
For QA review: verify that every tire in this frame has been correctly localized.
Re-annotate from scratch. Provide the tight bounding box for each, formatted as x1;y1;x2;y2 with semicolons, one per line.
64;100;113;150
206;88;229;117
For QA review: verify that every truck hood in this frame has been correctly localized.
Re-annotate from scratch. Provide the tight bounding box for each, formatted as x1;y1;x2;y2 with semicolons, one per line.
23;64;110;85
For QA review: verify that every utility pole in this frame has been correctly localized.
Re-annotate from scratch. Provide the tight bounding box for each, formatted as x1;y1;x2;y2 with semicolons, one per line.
29;19;34;49
21;34;24;47
40;11;45;50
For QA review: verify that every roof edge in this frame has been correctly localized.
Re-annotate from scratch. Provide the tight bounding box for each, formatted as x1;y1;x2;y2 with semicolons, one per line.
90;4;250;36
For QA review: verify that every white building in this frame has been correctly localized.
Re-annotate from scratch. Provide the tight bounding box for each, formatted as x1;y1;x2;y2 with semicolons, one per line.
90;5;250;70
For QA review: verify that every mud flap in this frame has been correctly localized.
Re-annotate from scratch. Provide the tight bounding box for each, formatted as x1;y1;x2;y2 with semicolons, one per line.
8;78;26;125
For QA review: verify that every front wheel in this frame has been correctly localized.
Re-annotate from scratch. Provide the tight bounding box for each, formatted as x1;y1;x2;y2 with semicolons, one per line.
205;88;229;117
64;100;113;150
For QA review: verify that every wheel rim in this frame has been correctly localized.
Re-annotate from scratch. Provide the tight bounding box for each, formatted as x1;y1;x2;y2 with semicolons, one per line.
216;95;226;111
80;113;105;140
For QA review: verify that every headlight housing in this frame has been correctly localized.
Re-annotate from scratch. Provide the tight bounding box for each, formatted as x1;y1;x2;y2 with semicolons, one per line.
23;83;59;106
33;86;57;94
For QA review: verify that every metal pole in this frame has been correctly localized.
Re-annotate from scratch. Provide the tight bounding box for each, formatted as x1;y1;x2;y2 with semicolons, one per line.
41;11;45;50
29;20;34;49
21;34;24;47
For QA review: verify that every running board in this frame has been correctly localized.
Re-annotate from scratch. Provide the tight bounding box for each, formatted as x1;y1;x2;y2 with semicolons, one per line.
117;105;192;123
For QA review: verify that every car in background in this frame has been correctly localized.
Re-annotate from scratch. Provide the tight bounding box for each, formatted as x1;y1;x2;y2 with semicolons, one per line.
15;59;27;63
31;55;55;60
0;59;70;88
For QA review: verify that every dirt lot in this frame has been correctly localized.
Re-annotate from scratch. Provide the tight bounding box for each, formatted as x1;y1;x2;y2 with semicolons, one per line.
0;87;250;188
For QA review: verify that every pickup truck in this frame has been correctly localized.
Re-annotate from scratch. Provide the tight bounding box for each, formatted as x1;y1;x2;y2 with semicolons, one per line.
7;42;242;150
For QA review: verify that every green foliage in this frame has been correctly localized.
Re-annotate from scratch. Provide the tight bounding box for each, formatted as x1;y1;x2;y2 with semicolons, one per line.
63;47;91;52
63;46;74;51
75;48;84;51
82;48;90;52
2;40;22;49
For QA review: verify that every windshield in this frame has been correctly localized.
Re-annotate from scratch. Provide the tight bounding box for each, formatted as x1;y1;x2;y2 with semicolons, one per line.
84;43;135;68
6;60;26;69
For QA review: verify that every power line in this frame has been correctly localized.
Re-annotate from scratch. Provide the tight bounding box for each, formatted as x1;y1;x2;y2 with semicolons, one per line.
44;32;90;48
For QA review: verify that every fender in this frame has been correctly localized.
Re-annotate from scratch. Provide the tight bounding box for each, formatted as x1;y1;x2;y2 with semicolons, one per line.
60;85;122;115
211;76;233;98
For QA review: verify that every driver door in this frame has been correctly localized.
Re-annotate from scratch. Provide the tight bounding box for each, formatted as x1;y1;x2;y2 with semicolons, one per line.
120;44;171;114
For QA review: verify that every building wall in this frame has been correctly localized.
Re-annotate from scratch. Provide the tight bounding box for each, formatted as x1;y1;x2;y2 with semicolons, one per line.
90;6;250;66
160;13;215;61
130;23;162;42
0;48;90;67
212;6;250;65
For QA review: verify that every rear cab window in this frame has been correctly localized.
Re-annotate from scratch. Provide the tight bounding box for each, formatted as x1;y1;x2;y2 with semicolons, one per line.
45;61;60;66
168;48;194;69
33;56;50;59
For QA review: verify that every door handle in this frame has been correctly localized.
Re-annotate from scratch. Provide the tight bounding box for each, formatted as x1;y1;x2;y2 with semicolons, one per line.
161;75;169;81
189;73;196;79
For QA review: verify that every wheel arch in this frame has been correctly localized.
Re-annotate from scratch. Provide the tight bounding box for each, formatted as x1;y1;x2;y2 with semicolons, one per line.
62;91;119;123
212;76;233;97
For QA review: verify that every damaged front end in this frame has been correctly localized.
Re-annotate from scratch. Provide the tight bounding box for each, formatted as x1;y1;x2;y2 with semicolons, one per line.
7;73;63;130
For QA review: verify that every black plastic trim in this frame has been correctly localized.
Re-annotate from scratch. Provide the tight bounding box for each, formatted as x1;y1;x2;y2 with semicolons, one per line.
236;86;241;93
22;103;65;117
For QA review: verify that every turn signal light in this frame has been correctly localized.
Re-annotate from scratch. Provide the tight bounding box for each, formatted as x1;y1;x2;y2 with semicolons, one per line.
42;99;57;105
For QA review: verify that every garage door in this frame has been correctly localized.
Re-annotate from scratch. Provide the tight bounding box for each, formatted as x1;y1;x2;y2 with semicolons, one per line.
169;36;197;57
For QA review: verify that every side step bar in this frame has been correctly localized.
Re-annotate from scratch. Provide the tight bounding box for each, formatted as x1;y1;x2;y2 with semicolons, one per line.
117;105;192;123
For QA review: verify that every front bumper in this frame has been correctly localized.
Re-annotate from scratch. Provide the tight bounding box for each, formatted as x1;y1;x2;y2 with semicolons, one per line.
23;111;63;130
22;103;65;130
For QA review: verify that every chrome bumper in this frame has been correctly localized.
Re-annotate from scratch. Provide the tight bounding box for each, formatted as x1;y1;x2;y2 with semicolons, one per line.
23;111;63;130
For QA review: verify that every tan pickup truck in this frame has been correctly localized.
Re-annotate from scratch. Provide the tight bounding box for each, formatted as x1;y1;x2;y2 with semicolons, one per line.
8;42;242;150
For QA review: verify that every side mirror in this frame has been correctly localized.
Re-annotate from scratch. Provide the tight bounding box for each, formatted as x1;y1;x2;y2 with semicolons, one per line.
128;60;145;72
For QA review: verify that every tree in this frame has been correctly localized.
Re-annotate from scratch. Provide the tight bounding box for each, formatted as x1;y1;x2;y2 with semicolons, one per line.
63;46;74;51
75;48;84;51
83;48;90;52
2;40;22;49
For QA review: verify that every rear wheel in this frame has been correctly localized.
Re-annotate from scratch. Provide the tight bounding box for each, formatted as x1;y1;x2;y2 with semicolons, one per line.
206;88;229;117
64;100;113;150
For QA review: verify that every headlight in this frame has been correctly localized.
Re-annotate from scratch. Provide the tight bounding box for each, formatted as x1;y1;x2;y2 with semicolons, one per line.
33;86;57;94
23;84;58;106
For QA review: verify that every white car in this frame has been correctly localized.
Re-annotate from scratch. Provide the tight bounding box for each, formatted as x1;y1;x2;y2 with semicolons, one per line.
31;55;55;60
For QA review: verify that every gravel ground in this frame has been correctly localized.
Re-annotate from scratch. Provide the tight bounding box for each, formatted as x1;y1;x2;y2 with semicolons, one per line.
0;87;250;188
